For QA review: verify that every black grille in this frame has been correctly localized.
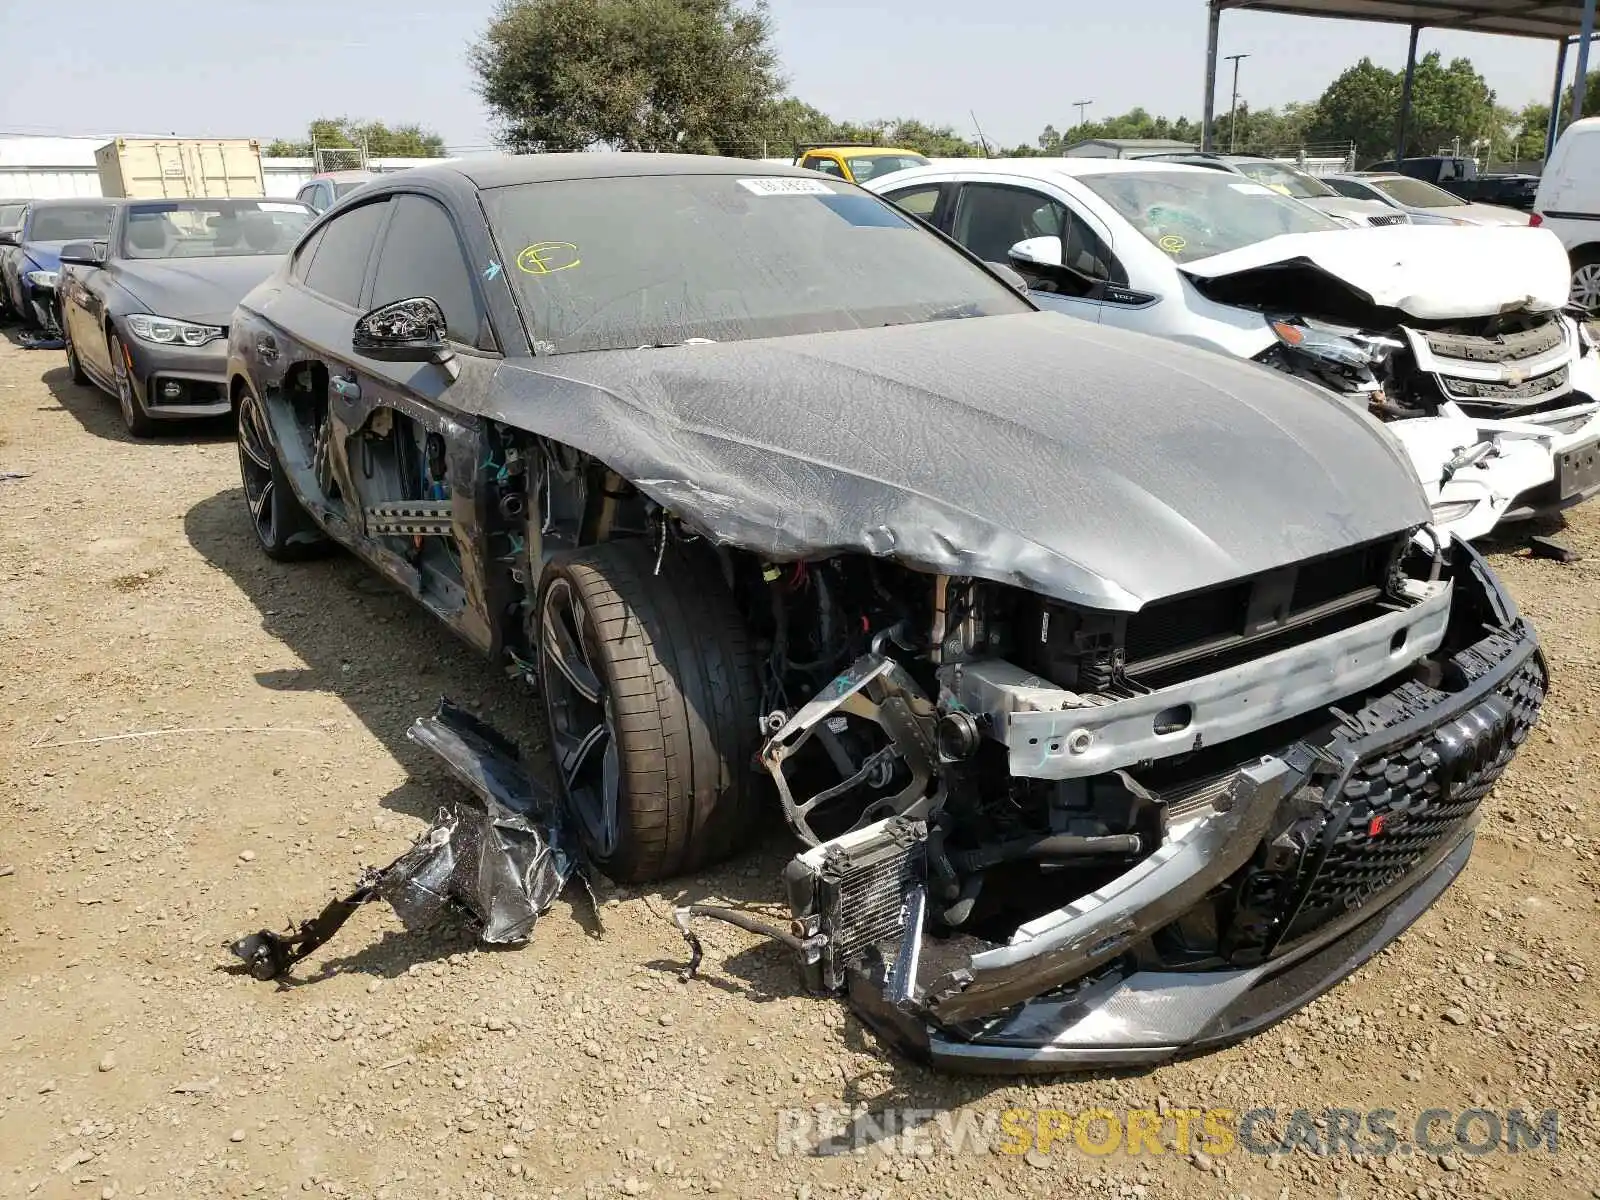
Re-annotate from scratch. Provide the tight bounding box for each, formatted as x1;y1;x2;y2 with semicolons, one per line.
1281;639;1545;944
1125;581;1250;663
1367;213;1408;226
1421;317;1564;363
1123;538;1393;671
1439;365;1568;403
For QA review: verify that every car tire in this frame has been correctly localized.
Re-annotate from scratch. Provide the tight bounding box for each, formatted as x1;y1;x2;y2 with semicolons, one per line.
536;539;764;883
1571;247;1600;311
236;386;329;562
64;327;90;385
108;332;159;437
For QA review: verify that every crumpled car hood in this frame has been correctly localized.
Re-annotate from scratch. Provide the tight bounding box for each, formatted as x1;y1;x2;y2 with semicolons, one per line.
1179;225;1567;319
469;312;1424;612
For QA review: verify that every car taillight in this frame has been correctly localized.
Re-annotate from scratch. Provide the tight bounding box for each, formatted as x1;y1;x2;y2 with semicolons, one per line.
1530;213;1543;226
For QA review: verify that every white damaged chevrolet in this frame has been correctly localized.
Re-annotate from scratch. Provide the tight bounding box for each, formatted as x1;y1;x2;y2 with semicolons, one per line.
868;158;1600;542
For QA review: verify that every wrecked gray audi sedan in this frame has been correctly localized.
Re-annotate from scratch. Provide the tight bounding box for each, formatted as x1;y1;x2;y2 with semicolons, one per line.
227;154;1544;1072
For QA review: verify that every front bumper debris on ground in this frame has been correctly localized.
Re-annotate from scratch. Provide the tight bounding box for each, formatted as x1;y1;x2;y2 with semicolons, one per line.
229;700;577;980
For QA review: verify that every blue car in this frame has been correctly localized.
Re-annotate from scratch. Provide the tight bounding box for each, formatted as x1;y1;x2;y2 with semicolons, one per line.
0;198;117;329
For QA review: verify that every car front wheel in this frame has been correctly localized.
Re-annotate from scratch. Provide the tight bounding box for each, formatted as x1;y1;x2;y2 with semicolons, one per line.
237;387;328;561
108;332;158;437
536;540;764;883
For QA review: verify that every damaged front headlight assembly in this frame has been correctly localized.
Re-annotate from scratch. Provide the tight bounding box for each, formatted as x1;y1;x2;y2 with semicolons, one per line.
1268;315;1401;369
24;269;58;290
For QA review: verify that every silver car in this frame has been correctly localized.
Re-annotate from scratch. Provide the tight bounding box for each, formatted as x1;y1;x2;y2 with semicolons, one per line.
1328;172;1530;227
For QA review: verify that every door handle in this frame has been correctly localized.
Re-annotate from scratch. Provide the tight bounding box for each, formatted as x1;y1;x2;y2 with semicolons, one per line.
255;332;278;363
331;372;361;402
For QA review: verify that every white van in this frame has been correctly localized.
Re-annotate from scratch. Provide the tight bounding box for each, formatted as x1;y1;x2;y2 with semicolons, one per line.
1534;116;1600;307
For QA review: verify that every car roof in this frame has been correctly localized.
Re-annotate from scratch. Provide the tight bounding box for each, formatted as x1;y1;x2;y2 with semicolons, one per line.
311;170;373;181
1332;172;1403;182
422;152;835;190
815;146;924;157
24;197;118;208
876;157;1214;182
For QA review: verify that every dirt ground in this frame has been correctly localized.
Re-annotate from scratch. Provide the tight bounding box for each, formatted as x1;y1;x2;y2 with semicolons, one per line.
1;330;1598;1200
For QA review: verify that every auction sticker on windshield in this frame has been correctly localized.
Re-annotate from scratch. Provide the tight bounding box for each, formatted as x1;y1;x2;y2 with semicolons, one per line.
738;178;834;196
1228;183;1276;196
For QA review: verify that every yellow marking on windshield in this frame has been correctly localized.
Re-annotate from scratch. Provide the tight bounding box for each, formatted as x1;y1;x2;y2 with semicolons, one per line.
516;242;581;275
1158;234;1187;254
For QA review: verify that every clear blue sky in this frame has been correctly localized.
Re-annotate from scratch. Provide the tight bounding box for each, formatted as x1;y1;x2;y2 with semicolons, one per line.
0;0;1564;150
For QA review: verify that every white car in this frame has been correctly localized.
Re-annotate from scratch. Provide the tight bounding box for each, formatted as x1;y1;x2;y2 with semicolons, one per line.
864;158;1600;542
1533;116;1600;307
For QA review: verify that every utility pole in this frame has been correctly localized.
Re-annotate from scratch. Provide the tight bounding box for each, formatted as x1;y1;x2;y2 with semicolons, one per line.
1073;100;1092;127
1224;53;1250;153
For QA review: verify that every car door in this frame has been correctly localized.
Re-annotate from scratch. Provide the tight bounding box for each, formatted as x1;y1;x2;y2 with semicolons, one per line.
63;245;112;382
946;180;1112;324
338;191;504;642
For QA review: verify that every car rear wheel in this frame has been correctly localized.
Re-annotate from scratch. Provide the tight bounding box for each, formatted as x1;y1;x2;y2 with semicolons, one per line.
1571;248;1600;311
536;540;764;883
237;387;328;561
108;332;158;437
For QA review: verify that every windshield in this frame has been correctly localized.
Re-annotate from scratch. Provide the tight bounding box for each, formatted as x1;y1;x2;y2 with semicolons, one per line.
1371;176;1466;208
0;203;24;226
1232;160;1336;199
122;199;314;259
27;204;113;242
846;154;929;182
483;173;1030;354
1080;170;1341;263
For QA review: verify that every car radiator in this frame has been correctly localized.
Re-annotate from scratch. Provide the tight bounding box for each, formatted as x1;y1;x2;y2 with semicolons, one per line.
785;817;926;993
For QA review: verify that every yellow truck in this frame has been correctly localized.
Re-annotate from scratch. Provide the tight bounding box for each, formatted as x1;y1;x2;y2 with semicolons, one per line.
794;145;929;185
95;138;266;199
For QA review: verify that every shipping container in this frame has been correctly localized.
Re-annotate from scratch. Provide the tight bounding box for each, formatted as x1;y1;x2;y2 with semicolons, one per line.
95;138;265;199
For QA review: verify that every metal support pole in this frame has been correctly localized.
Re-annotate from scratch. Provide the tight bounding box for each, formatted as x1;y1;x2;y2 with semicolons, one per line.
1548;37;1570;160
1202;1;1221;152
1395;23;1421;163
1226;53;1250;153
1574;0;1597;130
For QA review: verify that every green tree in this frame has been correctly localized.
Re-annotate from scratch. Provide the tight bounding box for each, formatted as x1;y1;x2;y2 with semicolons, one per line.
1308;57;1399;163
876;118;982;157
1310;52;1498;163
264;117;447;159
1406;53;1498;157
470;0;783;153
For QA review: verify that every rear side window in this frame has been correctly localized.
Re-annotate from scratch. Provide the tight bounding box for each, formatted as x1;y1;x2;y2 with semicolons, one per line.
369;195;487;347
301;200;388;306
885;185;942;219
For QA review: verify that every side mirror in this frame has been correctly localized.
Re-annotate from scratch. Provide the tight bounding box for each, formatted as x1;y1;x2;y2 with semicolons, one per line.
1008;236;1064;268
985;261;1030;292
58;241;103;266
0;228;19;247
353;296;459;380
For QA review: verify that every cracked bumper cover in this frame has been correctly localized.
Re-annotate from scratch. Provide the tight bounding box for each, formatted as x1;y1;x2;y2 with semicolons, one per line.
844;545;1544;1072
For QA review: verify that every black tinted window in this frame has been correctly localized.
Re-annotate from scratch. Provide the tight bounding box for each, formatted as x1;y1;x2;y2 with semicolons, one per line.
370;196;484;346
29;204;113;241
301;201;387;306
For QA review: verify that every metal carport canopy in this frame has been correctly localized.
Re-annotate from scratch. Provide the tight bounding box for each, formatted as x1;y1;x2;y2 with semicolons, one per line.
1201;0;1598;159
